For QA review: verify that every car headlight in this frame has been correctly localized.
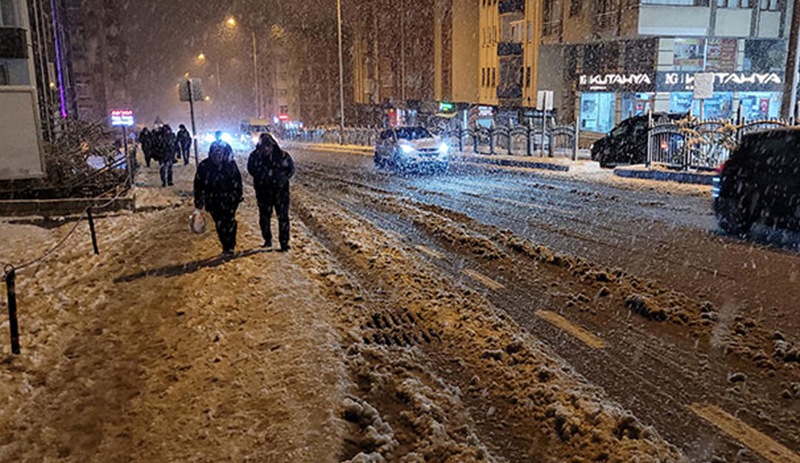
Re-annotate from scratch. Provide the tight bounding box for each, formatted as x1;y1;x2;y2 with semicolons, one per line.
203;134;215;143
400;144;415;154
438;142;449;154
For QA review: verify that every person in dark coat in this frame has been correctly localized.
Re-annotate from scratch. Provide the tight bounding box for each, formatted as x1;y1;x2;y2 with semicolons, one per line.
156;125;177;187
194;140;244;255
247;133;295;251
209;131;233;162
177;124;192;165
139;127;153;167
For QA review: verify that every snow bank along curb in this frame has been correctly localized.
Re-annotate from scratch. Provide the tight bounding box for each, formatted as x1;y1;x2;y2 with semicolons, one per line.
614;166;716;186
0;192;135;217
285;141;602;173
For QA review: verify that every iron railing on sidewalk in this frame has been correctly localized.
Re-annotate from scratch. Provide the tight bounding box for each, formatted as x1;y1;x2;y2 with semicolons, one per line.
284;121;581;159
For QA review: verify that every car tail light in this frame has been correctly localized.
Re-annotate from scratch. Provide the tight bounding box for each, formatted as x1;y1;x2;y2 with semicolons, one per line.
716;160;728;174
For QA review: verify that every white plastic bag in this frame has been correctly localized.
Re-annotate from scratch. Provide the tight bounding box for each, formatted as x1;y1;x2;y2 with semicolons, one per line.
189;209;207;234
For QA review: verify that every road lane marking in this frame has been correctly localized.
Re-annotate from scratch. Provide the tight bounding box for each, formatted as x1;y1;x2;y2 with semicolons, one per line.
416;245;445;260
463;269;505;290
535;310;606;349
689;403;800;463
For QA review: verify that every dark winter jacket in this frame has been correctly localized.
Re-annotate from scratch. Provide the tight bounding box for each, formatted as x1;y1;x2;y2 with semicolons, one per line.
177;128;192;150
194;158;244;215
140;129;153;154
247;147;295;198
153;128;177;162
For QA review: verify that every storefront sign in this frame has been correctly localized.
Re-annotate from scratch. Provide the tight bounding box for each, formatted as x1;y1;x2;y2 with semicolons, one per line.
657;72;784;92
110;109;135;126
578;73;655;92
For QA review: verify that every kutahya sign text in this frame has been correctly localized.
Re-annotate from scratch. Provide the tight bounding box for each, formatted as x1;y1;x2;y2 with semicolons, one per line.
578;71;784;93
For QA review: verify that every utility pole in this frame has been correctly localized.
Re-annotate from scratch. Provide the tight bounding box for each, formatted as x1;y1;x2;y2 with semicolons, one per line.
252;31;260;118
337;0;346;144
401;0;406;103
782;0;800;119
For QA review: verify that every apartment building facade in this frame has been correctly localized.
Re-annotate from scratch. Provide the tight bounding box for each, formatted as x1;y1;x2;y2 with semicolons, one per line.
0;0;45;178
538;0;791;134
348;0;479;125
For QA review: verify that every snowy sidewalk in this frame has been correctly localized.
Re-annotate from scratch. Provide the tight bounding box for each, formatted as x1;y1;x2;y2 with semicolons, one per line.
0;163;348;462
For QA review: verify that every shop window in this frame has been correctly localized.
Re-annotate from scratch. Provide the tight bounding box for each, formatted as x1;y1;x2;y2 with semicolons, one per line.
669;92;733;119
641;0;709;4
740;92;781;121
622;93;654;120
580;92;616;134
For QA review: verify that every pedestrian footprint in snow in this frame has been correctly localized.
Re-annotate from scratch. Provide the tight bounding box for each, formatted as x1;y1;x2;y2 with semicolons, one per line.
247;133;295;252
194;140;244;256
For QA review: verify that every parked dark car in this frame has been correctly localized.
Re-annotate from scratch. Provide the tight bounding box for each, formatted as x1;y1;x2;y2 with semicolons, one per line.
713;129;800;235
591;113;686;168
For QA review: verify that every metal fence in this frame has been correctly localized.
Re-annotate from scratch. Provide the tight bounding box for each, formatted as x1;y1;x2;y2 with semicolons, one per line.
647;115;794;170
285;121;581;159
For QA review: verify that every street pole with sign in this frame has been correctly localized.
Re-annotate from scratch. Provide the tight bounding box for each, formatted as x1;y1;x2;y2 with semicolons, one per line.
110;109;135;184
179;79;204;164
694;72;714;121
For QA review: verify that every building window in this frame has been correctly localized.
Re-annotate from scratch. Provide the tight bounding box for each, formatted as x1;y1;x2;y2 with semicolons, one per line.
481;68;486;87
525;66;532;88
641;0;708;4
760;0;779;10
717;0;753;7
0;64;8;86
570;0;583;16
744;39;786;72
0;0;17;26
528;21;533;41
492;68;496;87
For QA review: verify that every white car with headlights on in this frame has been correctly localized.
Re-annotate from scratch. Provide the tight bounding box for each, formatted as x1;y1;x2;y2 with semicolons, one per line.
374;127;449;174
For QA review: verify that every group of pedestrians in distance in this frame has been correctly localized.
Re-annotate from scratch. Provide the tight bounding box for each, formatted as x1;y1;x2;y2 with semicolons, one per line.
139;124;194;187
194;132;295;255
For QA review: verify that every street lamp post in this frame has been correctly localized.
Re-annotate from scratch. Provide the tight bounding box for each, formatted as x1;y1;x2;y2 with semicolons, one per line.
337;0;346;144
226;16;261;118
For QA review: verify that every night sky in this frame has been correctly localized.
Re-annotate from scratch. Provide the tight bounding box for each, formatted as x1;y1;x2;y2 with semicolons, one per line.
121;0;337;131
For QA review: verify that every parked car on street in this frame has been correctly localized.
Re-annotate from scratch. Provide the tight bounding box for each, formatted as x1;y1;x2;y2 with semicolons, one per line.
591;113;685;168
713;129;800;235
374;126;449;173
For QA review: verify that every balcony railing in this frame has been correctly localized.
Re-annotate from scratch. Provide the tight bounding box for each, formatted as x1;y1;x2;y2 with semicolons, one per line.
499;0;525;14
0;28;27;59
497;42;523;56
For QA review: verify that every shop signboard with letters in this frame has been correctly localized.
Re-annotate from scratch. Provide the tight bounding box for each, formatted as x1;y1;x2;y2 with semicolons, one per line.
578;72;656;92
656;71;783;92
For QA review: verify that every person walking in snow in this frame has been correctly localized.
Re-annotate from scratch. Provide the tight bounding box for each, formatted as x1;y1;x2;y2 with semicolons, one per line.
247;133;295;252
194;140;244;255
176;124;192;165
208;131;233;162
155;125;177;187
140;127;155;168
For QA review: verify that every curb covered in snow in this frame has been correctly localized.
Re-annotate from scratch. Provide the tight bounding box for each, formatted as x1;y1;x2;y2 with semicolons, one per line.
613;166;716;186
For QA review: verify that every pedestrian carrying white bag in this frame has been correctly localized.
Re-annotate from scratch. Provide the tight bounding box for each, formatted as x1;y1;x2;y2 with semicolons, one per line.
189;209;207;234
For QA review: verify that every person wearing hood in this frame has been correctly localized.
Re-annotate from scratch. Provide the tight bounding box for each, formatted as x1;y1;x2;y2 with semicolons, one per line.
139;127;153;167
247;133;295;251
176;124;192;165
194;141;244;255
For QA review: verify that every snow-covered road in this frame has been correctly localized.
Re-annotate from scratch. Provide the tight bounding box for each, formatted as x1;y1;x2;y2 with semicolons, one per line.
0;149;797;462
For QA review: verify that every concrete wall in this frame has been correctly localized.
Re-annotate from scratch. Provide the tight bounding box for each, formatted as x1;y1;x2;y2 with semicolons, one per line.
451;0;480;102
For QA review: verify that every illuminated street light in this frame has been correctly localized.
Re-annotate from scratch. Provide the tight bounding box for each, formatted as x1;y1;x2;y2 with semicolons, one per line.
197;53;206;62
226;16;237;27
